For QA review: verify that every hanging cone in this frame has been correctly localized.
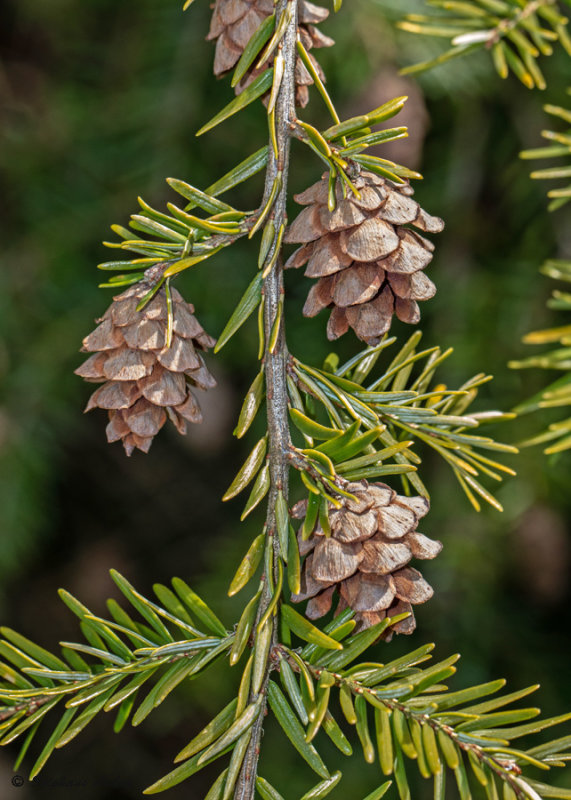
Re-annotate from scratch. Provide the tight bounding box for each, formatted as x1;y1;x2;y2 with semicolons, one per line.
285;171;443;344
291;480;441;639
76;283;216;456
207;0;334;107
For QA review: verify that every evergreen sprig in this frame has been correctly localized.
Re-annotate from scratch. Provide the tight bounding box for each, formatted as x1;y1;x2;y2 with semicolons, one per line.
222;331;517;520
97;150;270;289
292;96;423;186
510;258;571;452
509;92;571;452
395;0;571;88
265;634;571;800
287;332;517;511
0;571;232;781
520;90;571;211
2;583;570;797
7;0;568;796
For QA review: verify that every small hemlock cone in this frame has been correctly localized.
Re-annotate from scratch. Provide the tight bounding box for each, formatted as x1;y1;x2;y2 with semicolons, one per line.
207;0;334;107
291;481;442;639
284;171;444;344
75;284;216;456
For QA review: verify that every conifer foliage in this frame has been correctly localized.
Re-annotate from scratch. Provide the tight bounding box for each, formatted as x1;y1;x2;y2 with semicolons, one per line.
1;0;570;798
396;0;571;89
510;91;571;452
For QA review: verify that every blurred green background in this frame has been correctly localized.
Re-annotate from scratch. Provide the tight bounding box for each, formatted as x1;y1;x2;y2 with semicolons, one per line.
1;0;570;797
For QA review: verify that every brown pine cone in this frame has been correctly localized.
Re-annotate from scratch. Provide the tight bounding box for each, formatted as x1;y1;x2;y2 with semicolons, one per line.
284;171;444;344
291;481;442;638
75;283;216;456
207;0;334;107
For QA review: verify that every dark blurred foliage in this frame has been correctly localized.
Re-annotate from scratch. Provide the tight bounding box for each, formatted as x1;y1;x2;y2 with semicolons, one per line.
0;0;570;797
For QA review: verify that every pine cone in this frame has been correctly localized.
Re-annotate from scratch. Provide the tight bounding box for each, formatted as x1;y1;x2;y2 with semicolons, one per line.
207;0;334;107
284;171;444;344
291;481;442;638
75;283;216;456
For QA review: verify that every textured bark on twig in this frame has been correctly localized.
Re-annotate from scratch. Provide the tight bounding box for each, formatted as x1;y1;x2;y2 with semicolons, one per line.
233;1;297;797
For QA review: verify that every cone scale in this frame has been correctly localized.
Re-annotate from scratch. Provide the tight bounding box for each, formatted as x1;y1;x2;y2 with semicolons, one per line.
291;480;442;638
76;283;216;455
285;171;444;344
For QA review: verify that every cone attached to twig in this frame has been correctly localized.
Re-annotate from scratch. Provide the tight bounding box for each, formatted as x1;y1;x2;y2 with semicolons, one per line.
207;0;334;107
75;283;216;456
285;171;444;344
291;481;442;638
